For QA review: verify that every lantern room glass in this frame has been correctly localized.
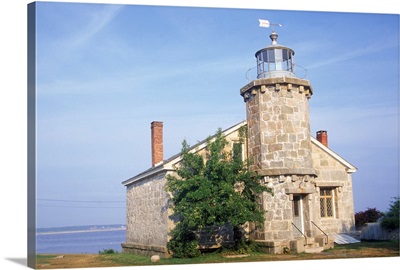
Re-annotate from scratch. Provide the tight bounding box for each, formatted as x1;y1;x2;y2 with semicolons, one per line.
256;48;295;78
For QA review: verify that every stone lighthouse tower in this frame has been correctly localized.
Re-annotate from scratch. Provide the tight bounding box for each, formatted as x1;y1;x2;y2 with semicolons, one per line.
240;29;316;178
240;26;323;252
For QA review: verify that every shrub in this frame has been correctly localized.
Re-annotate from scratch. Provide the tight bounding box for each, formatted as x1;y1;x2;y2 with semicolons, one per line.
381;197;400;230
167;238;200;258
166;223;201;258
99;249;119;255
282;246;290;254
220;240;260;256
354;207;384;229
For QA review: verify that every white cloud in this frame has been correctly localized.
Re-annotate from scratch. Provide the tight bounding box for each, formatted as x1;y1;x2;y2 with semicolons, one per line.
63;5;123;49
307;38;398;70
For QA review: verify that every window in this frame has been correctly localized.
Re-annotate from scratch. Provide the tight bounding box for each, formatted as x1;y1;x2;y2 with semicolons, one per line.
282;49;294;72
320;188;335;218
232;142;245;162
293;196;300;217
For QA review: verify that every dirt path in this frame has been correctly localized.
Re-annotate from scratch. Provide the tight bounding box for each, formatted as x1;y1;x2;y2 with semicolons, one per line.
36;254;117;269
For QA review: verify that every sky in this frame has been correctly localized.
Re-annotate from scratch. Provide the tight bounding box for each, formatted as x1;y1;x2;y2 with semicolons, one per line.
0;1;398;270
31;2;399;229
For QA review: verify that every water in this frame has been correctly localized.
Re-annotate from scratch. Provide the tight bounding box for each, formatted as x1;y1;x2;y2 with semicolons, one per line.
36;224;126;254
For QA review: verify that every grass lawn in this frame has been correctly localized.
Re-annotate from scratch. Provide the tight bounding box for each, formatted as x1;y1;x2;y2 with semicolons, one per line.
36;240;399;269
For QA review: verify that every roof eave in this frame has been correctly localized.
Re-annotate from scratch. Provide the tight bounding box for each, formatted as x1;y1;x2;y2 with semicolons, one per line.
311;137;357;173
121;164;174;186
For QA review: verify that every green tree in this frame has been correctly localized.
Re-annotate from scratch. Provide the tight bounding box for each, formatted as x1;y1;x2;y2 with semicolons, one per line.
381;197;400;230
166;127;272;257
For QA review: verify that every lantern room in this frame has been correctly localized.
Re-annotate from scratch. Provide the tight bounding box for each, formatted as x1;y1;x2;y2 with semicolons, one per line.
255;31;295;79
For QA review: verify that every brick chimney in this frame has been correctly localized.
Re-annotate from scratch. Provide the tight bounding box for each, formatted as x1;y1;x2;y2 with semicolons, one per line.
316;130;328;147
151;121;163;166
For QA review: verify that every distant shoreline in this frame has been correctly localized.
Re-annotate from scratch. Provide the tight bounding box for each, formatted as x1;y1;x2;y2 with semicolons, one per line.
37;227;126;235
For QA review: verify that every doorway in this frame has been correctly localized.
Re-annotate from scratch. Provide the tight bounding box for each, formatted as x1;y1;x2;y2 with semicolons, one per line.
292;195;304;237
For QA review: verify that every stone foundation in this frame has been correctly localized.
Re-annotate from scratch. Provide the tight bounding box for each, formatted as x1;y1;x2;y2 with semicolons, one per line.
256;236;333;254
121;242;170;258
256;240;291;254
315;235;334;250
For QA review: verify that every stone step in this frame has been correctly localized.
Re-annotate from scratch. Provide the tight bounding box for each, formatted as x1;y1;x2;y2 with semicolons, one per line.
306;242;320;248
305;237;315;244
304;246;324;253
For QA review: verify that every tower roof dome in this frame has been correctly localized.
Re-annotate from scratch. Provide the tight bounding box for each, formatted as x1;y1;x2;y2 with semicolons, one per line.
255;30;296;79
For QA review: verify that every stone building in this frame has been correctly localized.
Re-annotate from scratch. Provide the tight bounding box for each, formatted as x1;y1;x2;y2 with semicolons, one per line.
121;29;357;257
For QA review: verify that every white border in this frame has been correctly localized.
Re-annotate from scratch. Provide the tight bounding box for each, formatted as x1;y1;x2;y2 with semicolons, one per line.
1;1;398;270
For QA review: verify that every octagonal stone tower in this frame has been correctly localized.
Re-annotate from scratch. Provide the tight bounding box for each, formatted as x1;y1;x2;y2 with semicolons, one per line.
240;29;321;250
240;30;317;178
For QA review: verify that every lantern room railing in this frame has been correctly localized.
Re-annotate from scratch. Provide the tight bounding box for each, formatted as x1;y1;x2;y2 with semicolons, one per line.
245;63;308;82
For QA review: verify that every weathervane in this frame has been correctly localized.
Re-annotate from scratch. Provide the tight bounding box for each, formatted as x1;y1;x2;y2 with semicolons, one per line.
258;19;282;31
